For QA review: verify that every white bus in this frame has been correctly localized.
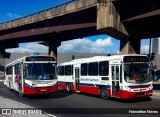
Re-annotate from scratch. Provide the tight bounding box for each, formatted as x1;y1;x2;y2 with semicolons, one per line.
4;55;58;96
58;54;153;99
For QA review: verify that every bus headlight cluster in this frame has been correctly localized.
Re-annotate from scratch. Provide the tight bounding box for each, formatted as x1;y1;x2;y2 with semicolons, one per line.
25;83;35;89
127;87;131;92
32;84;37;86
149;85;153;90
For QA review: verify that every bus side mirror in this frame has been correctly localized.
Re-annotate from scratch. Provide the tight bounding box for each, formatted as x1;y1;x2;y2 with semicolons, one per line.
150;53;155;60
72;55;75;60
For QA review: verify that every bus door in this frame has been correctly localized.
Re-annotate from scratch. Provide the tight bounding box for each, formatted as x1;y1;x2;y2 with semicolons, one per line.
74;67;80;92
20;63;24;94
16;63;24;95
111;65;120;97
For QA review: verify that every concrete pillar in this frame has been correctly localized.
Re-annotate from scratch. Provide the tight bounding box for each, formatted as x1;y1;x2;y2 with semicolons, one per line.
48;42;57;57
46;39;61;58
0;53;5;67
97;0;129;39
120;38;140;54
0;44;5;73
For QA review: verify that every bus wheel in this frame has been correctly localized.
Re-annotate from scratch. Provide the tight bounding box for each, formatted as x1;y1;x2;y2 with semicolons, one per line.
66;83;71;92
18;85;24;97
100;87;109;99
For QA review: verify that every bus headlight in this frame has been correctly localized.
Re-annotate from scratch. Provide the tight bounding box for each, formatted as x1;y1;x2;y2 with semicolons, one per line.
149;85;153;90
127;87;131;92
32;84;37;86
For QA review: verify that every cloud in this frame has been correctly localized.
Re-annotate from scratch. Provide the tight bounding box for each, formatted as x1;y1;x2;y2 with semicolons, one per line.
6;13;21;19
6;37;115;53
5;37;151;54
6;42;48;53
141;44;149;54
6;47;33;53
95;37;113;47
58;37;114;53
24;42;48;52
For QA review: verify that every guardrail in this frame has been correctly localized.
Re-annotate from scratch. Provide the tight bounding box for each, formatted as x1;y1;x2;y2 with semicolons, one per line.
0;0;79;30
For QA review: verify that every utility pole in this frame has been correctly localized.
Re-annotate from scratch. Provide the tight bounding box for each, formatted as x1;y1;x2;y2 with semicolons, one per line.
149;38;152;58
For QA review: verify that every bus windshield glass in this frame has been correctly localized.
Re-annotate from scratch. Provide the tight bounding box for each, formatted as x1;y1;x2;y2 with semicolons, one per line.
25;63;56;80
124;63;152;83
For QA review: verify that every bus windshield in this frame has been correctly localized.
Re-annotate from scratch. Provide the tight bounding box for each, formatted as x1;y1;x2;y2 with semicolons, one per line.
25;63;56;80
124;63;152;83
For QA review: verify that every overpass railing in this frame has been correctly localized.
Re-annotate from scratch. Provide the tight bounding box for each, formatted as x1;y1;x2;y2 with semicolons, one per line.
0;0;81;30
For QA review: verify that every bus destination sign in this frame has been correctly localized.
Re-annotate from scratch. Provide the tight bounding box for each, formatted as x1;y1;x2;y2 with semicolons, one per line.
123;56;150;62
25;56;56;61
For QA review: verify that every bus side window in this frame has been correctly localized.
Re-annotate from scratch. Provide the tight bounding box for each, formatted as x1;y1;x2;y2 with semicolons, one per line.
19;63;22;79
23;64;26;78
116;66;119;80
58;66;64;76
99;61;109;76
6;66;12;75
15;63;21;79
81;63;87;76
88;62;98;76
112;66;115;80
17;63;21;79
65;65;72;76
120;65;122;83
15;64;18;75
71;65;73;75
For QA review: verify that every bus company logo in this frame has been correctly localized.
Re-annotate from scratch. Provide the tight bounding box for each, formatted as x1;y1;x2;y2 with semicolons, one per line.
80;78;99;82
2;109;11;114
1;109;42;114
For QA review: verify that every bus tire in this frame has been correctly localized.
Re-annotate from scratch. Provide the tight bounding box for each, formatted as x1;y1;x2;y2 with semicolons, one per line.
66;83;71;92
100;87;109;100
18;85;24;97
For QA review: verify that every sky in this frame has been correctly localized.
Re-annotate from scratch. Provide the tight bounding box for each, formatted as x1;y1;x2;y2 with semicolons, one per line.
0;0;150;54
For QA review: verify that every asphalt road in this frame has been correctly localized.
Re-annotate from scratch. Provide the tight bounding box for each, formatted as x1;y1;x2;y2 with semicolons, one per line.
0;82;160;117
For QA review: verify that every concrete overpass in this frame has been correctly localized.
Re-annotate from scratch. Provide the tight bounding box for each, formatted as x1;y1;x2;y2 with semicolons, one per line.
0;0;160;68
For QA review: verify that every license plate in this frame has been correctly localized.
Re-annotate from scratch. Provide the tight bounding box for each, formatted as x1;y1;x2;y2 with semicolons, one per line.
40;89;46;91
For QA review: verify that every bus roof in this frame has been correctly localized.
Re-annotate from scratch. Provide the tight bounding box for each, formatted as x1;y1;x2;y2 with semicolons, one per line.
58;54;149;66
6;55;56;67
